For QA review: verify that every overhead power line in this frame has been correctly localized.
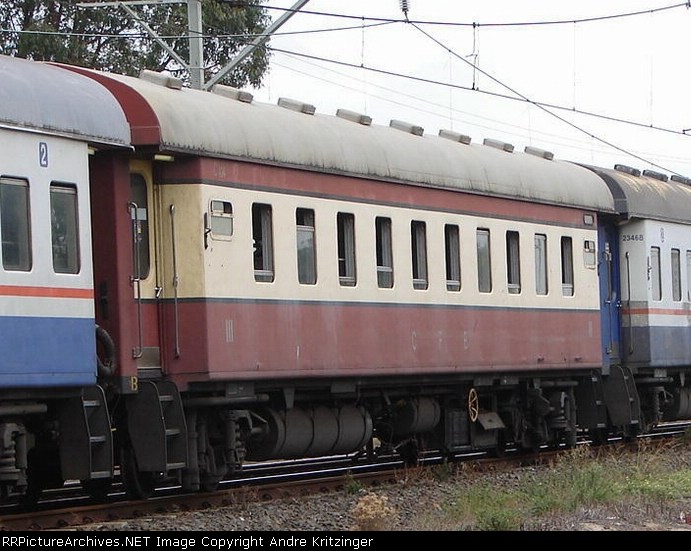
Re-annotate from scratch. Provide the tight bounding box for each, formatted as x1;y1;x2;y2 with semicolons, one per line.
263;1;690;28
405;20;683;176
268;44;684;176
268;47;689;139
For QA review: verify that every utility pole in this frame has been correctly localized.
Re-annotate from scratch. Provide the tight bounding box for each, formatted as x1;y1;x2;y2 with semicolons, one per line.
78;0;311;91
187;0;203;89
203;0;311;90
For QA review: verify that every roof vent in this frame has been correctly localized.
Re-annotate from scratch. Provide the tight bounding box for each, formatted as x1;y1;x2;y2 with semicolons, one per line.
277;97;316;115
671;174;691;185
336;108;372;126
614;164;641;177
483;138;514;153
390;119;424;136
211;84;253;103
139;69;183;90
524;146;554;160
438;129;471;145
642;169;669;182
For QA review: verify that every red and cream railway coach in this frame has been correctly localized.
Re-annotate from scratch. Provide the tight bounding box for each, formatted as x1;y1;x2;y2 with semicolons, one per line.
64;66;617;494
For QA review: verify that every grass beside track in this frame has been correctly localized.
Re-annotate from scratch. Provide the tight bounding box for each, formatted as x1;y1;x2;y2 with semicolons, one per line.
348;433;691;530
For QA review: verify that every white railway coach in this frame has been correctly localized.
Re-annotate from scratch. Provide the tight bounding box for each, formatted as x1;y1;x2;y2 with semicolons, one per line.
586;164;691;428
0;54;130;499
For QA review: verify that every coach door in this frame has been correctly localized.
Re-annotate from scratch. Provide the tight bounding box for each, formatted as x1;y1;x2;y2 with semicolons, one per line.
598;220;622;373
129;169;163;375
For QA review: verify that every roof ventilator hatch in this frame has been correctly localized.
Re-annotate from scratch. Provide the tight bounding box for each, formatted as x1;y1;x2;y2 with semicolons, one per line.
671;175;691;186
336;108;372;126
390;119;424;136
614;164;641;177
438;129;471;144
278;97;316;115
524;146;554;160
139;69;183;90
211;84;253;103
483;138;514;152
642;169;669;182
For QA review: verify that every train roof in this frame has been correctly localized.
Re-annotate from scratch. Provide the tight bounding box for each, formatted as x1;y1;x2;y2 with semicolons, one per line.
0;55;130;147
583;164;691;224
59;65;615;213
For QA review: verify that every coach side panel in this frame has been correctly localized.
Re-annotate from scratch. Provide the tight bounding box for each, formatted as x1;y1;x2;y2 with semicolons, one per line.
0;128;96;387
619;218;691;369
147;157;604;387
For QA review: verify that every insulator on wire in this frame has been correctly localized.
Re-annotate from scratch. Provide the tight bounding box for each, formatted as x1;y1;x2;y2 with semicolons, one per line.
400;0;410;16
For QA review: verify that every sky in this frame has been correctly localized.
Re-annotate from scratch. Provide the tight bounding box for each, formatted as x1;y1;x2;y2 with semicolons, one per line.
242;0;691;178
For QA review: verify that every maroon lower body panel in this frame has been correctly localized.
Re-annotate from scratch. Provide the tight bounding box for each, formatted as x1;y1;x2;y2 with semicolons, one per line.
154;299;600;387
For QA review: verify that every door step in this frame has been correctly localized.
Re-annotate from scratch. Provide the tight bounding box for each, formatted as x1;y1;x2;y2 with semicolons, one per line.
127;380;188;473
59;386;113;481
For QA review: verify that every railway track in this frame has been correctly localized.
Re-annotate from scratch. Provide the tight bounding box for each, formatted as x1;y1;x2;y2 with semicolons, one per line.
2;423;688;532
0;458;405;531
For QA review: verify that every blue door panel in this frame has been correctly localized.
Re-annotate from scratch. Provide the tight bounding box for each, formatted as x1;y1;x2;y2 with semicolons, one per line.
598;221;622;373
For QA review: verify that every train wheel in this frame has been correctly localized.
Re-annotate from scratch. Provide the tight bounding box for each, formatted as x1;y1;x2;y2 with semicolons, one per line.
81;478;112;502
398;438;420;467
589;427;608;446
21;445;61;509
400;447;418;467
19;481;43;510
565;396;578;448
200;473;223;493
487;430;507;458
120;447;156;500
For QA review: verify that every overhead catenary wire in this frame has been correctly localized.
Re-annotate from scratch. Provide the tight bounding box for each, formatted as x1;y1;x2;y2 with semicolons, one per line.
4;2;688;45
404;20;683;176
5;2;688;174
263;1;690;28
269;46;690;140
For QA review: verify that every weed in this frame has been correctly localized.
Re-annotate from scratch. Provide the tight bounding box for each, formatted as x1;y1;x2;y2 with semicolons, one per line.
343;472;363;495
351;493;397;531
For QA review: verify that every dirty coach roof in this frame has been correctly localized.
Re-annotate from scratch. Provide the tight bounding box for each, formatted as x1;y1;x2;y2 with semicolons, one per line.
0;55;130;147
584;165;691;225
72;67;615;213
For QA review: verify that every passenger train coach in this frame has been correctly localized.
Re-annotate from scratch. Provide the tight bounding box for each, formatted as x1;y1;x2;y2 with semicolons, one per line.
1;52;691;502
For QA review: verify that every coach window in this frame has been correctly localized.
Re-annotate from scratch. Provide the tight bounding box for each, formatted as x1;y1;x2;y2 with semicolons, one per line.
445;224;461;292
583;240;596;268
337;212;356;286
208;200;233;239
411;220;428;290
535;233;548;295
296;208;317;285
253;203;274;283
672;248;681;302
506;230;521;294
561;236;574;297
686;251;691;301
130;174;150;279
476;228;492;293
376;216;394;288
0;177;31;271
50;184;80;274
651;246;661;301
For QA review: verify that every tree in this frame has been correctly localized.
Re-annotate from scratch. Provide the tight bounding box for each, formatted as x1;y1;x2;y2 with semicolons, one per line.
0;0;272;88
